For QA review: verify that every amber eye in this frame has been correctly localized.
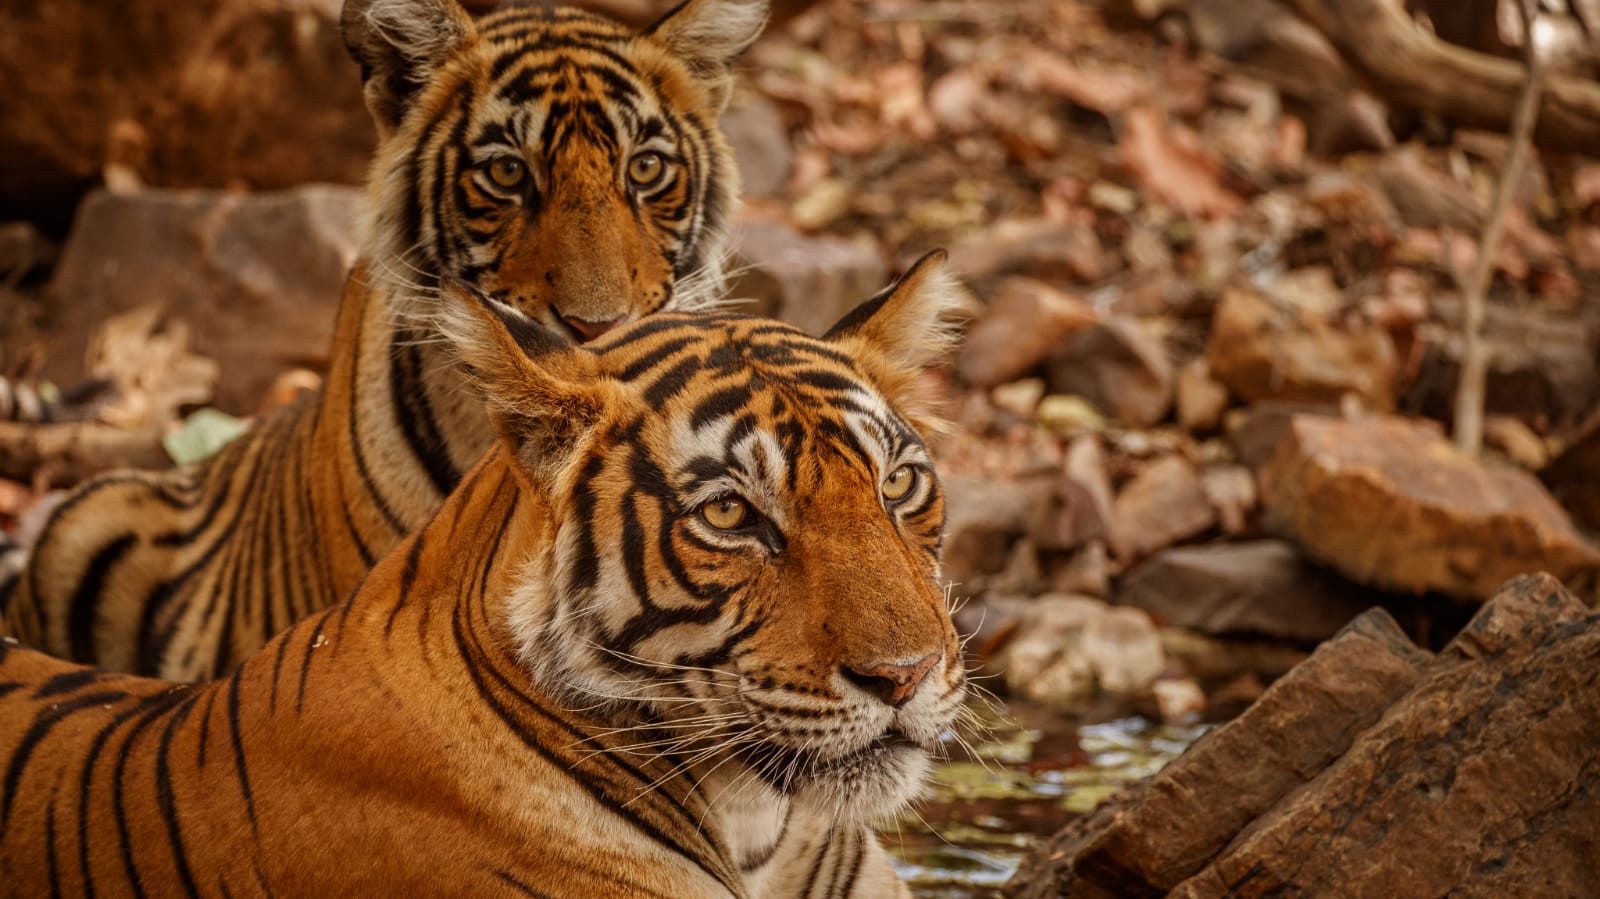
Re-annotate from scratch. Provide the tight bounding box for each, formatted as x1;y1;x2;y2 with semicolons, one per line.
882;466;915;501
627;151;665;187
487;156;526;189
701;496;749;530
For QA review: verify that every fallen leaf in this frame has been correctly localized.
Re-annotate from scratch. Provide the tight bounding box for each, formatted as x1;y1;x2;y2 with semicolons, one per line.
1119;106;1243;219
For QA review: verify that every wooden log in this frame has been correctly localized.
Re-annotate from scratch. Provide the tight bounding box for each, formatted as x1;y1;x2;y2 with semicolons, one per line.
1285;0;1600;152
0;420;169;486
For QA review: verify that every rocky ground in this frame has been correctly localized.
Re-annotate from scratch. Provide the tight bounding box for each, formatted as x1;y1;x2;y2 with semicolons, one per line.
4;0;1600;893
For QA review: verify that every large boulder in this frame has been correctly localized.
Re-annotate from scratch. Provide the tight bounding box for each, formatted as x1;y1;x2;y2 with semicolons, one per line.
1007;573;1600;898
37;186;361;413
1262;414;1599;599
0;0;372;229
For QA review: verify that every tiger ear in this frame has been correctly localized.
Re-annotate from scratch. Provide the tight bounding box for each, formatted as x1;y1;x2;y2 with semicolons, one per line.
823;250;971;433
434;278;609;485
644;0;769;110
342;0;476;135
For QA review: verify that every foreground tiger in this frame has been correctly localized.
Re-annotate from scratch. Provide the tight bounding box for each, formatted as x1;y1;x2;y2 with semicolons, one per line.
0;254;967;897
0;0;764;678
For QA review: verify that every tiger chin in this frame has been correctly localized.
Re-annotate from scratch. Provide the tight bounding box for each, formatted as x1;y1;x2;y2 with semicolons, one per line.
0;253;970;898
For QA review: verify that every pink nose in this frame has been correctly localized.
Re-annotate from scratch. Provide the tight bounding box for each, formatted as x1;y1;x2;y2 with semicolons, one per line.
562;316;626;341
843;653;940;708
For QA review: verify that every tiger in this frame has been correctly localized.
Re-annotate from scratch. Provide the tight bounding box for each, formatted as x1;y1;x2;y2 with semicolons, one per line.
0;0;766;679
0;252;969;898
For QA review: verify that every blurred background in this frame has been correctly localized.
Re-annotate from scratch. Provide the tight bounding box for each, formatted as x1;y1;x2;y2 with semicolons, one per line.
3;0;1600;894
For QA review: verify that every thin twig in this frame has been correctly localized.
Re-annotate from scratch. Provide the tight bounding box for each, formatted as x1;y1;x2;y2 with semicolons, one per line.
1452;0;1546;455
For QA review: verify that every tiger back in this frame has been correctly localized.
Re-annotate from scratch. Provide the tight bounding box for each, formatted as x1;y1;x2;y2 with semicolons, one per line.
1;0;766;679
0;255;969;899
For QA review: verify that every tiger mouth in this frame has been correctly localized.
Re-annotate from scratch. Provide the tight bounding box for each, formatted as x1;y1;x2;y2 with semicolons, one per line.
742;729;928;794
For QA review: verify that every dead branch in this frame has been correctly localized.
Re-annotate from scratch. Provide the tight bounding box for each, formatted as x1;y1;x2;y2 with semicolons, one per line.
0;421;169;487
1453;0;1547;455
1284;0;1600;152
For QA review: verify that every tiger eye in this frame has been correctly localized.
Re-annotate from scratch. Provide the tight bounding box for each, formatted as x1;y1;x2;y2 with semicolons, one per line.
701;497;749;530
882;466;915;501
627;151;665;187
487;156;526;189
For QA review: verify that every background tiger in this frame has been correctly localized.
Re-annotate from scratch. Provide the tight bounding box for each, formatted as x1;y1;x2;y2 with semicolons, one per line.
0;253;969;898
0;0;766;679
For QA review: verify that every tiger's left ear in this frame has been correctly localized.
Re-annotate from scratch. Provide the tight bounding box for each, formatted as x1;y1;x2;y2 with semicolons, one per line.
824;250;972;434
433;279;611;488
644;0;769;110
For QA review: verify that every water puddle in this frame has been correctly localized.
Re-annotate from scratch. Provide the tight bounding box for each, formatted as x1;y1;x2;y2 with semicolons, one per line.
882;700;1210;897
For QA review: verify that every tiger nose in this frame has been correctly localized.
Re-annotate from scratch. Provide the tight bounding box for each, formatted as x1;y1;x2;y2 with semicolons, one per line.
562;315;627;341
842;653;940;708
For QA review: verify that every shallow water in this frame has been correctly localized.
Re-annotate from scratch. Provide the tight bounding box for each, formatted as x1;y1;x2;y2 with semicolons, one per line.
881;700;1209;897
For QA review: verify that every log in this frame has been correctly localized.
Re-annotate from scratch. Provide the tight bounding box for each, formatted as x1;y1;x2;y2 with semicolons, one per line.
1285;0;1600;152
0;420;169;486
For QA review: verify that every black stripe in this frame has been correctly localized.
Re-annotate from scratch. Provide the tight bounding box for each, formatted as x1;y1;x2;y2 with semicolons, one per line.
66;535;138;664
224;672;259;836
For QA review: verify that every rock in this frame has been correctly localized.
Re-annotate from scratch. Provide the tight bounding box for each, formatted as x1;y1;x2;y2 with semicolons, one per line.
1223;401;1340;470
1169;576;1600;898
958;278;1097;388
1199;463;1256;535
987;537;1044;597
1118;539;1382;643
720;91;792;198
1543;408;1600;532
941;472;1057;589
1151;677;1206;723
1483;415;1549;470
990;378;1045;418
1206;284;1398;410
1035;395;1107;436
998;595;1166;706
0;0;372;229
1045;541;1112;598
1005;604;1433;898
948;217;1108;286
39;186;360;413
1262;414;1600;599
1045;317;1174;428
1109;454;1216;561
1175;357;1229;433
1157;628;1309;687
729;216;889;338
0;221;56;283
1034;436;1115;551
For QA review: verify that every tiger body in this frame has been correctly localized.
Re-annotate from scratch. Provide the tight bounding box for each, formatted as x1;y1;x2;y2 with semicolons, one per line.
1;0;764;679
0;258;969;898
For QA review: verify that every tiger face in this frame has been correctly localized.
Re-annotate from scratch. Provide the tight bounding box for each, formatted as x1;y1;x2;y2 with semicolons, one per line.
439;253;971;824
345;0;764;339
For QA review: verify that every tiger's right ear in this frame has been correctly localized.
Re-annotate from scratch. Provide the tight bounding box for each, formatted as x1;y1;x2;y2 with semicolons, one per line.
342;0;476;135
434;279;610;486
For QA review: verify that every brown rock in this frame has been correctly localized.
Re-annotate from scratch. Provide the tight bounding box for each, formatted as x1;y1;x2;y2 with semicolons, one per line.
1045;317;1174;428
1206;284;1398;410
949;217;1108;286
941;472;1057;589
999;595;1165;706
728;216;889;338
1172;576;1600;898
1045;540;1111;598
1011;574;1600;898
1034;436;1114;551
1109;455;1216;561
1222;401;1340;469
1543;408;1600;531
1006;606;1429;898
958;278;1097;388
1262;415;1600;599
0;0;372;229
1175;357;1228;433
1117;539;1381;643
720;91;792;198
1199;463;1256;535
39;186;360;413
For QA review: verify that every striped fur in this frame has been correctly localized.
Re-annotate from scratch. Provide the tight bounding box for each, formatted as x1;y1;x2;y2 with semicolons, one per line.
0;257;968;897
0;0;765;678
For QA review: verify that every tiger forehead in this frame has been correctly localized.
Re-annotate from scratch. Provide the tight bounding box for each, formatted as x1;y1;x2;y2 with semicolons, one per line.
590;314;866;391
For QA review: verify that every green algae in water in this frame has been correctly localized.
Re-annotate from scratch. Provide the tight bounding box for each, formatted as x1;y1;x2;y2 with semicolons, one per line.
883;705;1210;897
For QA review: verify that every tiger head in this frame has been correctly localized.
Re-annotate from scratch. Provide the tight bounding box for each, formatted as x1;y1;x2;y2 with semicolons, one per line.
439;252;970;824
343;0;765;339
